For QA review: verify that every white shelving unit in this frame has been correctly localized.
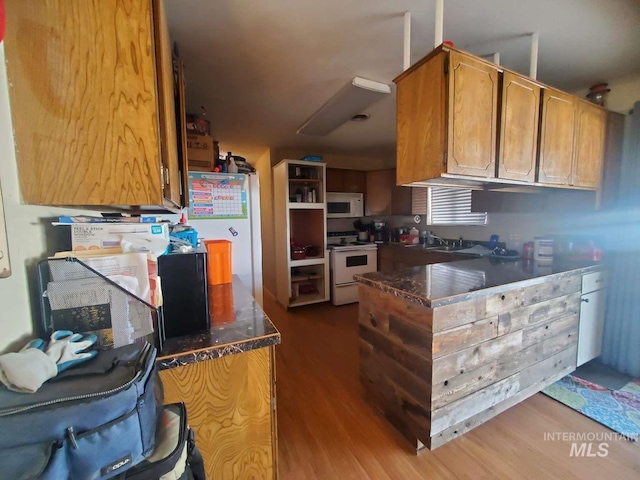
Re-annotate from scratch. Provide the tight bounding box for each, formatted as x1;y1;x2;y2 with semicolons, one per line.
273;159;329;308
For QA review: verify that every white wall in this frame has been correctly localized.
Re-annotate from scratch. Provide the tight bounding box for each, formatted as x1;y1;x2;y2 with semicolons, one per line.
0;46;100;352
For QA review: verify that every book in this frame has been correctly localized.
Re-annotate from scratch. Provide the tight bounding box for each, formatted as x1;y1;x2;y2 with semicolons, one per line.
56;215;165;224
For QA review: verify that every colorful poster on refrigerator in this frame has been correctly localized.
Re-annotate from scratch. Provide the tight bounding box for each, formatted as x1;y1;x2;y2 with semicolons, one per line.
188;172;248;219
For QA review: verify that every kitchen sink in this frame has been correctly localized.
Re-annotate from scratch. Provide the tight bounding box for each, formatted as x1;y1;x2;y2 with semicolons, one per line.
430;245;465;252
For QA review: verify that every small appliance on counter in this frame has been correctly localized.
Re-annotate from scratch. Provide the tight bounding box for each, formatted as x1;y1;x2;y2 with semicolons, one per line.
371;221;387;243
158;247;209;339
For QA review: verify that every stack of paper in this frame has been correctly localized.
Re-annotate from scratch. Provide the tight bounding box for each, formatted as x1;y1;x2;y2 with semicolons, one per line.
46;250;162;348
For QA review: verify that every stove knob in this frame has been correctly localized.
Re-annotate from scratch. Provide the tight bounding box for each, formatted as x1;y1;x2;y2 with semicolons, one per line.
340;238;346;245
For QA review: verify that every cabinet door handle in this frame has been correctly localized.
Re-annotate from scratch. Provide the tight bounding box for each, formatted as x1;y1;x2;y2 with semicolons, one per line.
582;298;589;303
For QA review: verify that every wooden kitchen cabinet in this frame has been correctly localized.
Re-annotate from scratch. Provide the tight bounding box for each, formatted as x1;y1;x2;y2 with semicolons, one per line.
326;168;366;193
365;170;392;216
538;90;607;189
4;0;186;210
498;71;540;182
573;101;607;188
365;169;412;216
160;346;278;479
447;51;499;177
538;89;577;185
395;47;498;187
395;44;606;192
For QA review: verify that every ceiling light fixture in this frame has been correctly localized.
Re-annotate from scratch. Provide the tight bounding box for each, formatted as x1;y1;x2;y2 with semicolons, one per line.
350;113;370;122
297;77;390;136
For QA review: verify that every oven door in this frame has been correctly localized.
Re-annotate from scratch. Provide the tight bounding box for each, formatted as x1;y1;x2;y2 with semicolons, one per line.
332;249;377;285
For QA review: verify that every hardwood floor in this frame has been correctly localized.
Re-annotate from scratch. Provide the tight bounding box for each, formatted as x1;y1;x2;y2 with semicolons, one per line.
263;294;639;480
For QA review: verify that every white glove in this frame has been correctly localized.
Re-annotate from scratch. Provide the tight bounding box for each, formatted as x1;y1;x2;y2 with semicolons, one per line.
0;340;57;393
45;330;98;372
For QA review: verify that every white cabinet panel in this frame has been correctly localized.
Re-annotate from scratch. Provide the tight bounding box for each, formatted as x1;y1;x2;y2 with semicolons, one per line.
577;288;607;366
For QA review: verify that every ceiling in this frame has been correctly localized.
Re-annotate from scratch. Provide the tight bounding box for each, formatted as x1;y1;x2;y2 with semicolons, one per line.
165;0;640;159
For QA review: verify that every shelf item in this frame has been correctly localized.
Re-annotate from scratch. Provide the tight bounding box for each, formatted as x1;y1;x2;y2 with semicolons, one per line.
274;160;330;308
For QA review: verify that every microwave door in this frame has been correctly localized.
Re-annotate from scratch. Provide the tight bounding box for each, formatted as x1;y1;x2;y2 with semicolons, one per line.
327;201;352;216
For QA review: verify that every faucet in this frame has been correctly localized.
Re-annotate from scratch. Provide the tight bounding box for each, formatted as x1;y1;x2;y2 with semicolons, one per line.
431;235;448;246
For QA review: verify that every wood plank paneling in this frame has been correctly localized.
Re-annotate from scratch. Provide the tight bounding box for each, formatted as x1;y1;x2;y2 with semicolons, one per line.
498;292;580;334
431;374;520;435
359;274;583;451
430;347;576;449
160;347;275;480
432;317;497;358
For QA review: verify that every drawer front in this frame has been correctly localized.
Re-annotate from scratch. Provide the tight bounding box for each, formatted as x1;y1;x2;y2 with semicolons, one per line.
582;271;607;293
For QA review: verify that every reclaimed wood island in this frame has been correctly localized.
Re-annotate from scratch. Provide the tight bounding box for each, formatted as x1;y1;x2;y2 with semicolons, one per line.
355;257;601;451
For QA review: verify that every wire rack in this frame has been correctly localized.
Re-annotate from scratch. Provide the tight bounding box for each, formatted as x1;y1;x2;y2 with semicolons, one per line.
37;258;163;351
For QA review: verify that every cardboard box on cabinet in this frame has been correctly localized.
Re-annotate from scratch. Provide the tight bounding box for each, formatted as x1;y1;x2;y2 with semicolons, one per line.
187;133;214;171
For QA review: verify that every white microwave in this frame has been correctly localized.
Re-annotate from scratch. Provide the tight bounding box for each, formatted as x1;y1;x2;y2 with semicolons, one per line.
326;192;364;218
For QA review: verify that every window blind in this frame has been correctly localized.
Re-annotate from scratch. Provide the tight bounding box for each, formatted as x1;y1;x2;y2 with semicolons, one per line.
426;187;487;226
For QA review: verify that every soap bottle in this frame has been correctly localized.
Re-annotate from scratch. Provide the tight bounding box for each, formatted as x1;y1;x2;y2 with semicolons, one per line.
227;152;238;174
409;227;419;244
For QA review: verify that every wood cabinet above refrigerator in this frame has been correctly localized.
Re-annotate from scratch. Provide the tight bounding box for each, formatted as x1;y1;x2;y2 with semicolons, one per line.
4;0;187;211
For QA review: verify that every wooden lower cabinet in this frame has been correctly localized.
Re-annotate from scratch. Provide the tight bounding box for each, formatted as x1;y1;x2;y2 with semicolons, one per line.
159;346;277;479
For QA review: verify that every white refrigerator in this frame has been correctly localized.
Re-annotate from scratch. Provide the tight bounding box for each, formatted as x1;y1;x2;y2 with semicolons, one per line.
165;172;263;305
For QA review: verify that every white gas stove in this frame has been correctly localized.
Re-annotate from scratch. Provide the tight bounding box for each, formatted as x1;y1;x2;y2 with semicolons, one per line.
327;231;378;305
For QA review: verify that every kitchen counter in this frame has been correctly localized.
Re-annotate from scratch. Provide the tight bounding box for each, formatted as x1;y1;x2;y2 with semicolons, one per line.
356;257;601;308
356;257;602;451
157;275;279;479
157;276;280;370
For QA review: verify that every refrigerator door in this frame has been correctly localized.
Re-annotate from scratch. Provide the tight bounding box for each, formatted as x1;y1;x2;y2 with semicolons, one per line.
178;173;263;305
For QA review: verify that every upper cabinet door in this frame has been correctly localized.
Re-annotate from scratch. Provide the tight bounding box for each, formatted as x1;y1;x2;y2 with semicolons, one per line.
325;168;344;192
498;72;540;182
365;170;392;216
573;103;606;189
342;170;367;193
395;52;448;186
152;0;181;207
4;0;165;207
447;51;498;178
538;89;577;185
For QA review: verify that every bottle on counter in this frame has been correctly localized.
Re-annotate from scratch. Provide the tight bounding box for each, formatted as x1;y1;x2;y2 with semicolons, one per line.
409;227;419;245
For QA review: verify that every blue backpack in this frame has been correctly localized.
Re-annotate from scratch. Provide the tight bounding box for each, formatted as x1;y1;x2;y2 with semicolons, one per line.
0;342;162;479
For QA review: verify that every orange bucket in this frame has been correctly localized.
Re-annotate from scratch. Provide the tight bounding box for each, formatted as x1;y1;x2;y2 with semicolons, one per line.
204;239;232;285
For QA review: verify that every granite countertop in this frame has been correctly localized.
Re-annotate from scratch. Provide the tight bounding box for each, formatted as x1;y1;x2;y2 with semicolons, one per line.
355;257;602;308
157;276;280;370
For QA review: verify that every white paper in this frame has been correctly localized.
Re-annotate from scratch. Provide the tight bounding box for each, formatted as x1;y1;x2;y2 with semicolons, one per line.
50;253;151;304
46;278;134;347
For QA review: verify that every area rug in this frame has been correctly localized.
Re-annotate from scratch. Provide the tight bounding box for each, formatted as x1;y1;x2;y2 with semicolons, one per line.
542;374;640;441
